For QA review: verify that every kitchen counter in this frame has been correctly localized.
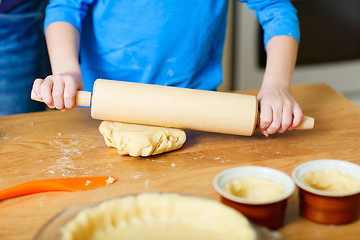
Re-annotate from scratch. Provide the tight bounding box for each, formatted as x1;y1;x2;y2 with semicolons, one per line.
0;83;359;240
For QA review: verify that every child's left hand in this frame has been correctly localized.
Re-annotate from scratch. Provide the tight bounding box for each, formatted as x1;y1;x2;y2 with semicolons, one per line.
257;36;302;137
256;84;303;137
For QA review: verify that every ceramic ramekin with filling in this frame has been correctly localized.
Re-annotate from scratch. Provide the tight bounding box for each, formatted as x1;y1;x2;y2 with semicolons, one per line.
292;159;360;225
213;166;296;230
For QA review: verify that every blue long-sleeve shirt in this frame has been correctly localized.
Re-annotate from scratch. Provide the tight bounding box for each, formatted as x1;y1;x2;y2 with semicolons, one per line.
44;0;299;92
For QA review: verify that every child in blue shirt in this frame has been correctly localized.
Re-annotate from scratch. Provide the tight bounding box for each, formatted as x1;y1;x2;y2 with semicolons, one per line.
32;0;303;137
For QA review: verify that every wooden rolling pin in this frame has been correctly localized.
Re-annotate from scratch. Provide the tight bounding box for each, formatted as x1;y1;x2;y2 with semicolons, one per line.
31;79;314;136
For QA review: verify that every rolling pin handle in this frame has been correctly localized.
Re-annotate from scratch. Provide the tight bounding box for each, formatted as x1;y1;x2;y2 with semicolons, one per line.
256;115;314;130
30;90;92;107
76;91;92;107
297;115;315;130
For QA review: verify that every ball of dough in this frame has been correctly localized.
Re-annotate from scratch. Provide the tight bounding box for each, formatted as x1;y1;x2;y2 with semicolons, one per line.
99;121;186;157
61;193;256;240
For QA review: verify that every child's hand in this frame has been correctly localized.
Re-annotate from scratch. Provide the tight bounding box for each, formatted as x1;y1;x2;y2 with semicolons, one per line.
256;85;303;137
32;73;84;111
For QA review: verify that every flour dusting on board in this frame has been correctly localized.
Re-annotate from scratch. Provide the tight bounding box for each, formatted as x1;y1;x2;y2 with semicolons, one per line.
43;138;85;177
144;178;151;189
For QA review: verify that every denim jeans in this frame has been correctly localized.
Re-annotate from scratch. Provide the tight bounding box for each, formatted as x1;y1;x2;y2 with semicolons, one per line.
0;0;50;116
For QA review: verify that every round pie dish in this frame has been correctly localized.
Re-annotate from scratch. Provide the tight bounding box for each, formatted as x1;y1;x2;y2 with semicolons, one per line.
35;192;258;240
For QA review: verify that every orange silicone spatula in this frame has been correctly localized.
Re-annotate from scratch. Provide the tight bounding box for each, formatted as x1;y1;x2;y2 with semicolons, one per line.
0;176;117;200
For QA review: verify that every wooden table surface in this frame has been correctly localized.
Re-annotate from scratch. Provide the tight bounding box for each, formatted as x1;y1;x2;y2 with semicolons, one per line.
0;83;359;240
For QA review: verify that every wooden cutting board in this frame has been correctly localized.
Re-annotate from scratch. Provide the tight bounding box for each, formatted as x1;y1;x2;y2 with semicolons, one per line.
0;83;359;240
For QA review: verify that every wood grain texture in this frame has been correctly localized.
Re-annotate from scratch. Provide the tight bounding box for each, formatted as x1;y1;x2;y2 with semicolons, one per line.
0;83;359;240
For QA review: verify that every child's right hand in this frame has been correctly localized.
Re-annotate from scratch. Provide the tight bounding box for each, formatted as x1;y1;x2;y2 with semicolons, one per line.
32;73;84;111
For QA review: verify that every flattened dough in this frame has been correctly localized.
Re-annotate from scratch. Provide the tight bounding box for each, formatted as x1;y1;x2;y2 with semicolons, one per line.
99;121;186;157
61;193;256;240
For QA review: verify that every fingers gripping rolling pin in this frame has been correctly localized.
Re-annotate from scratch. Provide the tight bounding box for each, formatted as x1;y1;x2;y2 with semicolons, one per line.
31;79;314;136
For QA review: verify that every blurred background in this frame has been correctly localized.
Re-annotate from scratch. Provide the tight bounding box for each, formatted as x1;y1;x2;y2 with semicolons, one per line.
221;0;360;106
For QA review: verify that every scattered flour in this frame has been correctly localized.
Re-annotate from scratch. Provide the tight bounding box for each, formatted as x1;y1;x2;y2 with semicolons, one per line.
106;176;116;185
43;138;85;177
133;173;143;180
146;159;165;163
144;178;151;189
